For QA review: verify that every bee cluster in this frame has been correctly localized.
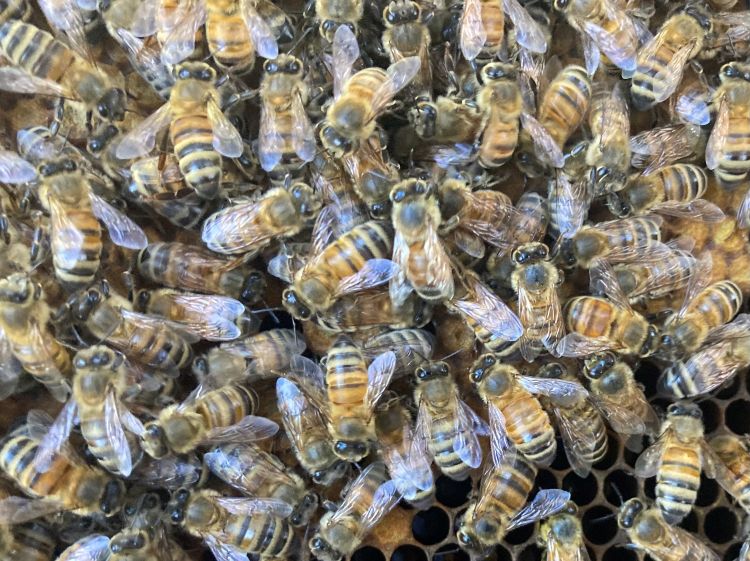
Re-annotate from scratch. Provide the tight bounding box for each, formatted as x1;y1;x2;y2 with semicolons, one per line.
1;0;750;561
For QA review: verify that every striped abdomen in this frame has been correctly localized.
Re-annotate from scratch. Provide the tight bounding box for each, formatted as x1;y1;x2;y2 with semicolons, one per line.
602;216;662;251
496;392;556;466
51;206;102;290
684;280;743;330
657;164;707;202
537;66;591;149
10;521;56;561
616;251;694;301
341;68;389;105
477;0;504;57
109;316;193;371
481;454;536;523
0;21;74;83
8;328;71;400
565;297;618;340
79;408;140;475
206;0;254;74
462;313;518;355
326;337;368;419
0;0;31;25
196;385;257;430
656;441;700;524
170;112;222;200
562;401;608;465
427;407;474;480
479;110;520;168
714;103;750;186
721;454;750;512
223;512;295;558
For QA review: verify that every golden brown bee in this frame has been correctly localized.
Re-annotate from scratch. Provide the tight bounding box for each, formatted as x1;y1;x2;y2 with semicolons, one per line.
558;260;659;357
202;183;322;256
382;0;431;97
205;443;318;526
617;498;720;561
635;402;719;524
607;164;724;222
315;0;362;42
709;434;750;515
136;242;266;305
409;95;482;144
538;502;588;561
116;61;244;200
476;63;522;169
390;178;454;304
276;378;348;485
0;412;125;524
309;462;399;561
612;246;697;304
630;2;712;111
413;360;487;480
587;84;631;195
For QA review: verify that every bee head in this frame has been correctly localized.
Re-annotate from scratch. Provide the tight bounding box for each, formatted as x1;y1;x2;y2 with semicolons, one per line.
167;488;191;524
140;421;169;459
667;401;702;420
383;1;420;26
0;273;37;305
38;158;76;177
96;88;127;122
511;242;548;266
681;2;712;32
584;352;616;380
333;439;368;461
552;0;571;11
290;183;323;221
410;100;437;138
88;123;119;156
99;479;125;517
175;62;216;82
72;282;109;321
320;123;354;157
312;458;348;485
282;288;312;320
480;62;516;84
415;360;450;383
469;353;496;383
456;508;495;555
617;498;644;529
639;324;659;357
309;535;340;561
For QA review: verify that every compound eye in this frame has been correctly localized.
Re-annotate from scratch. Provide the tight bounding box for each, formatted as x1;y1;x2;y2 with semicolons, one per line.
288;60;300;73
177;67;190;80
265;60;278;73
723;64;739;78
321;19;335;32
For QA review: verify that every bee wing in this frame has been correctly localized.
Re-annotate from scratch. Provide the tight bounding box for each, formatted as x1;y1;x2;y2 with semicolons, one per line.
588;258;633;311
737;189;750;230
580;31;601;78
332;25;360;98
488;403;515;467
203;415;279;444
159;293;245;341
289;354;326;391
365;351;397;412
160;0;207;65
207;98;244;158
205;534;251;561
598;86;630;151
103;389;133;477
119;406;145;436
128;0;159;36
57;534;111;561
334;258;400;297
0;496;67;524
0;67;71;98
550;171;590;239
48;197;86;273
290;92;317;163
503;0;546;53
615;251;696;300
446;228;485;259
582;11;637;75
460;0;487;62
517;282;564;362
453;397;487;469
37;0;93;62
119;308;201;344
0;330;21;400
635;35;692;104
202;200;273;255
704;314;750;345
239;0;279;59
329;463;385;523
225;328;306;358
555;333;615;357
706;96;729;171
520;112;564;168
506;489;571;531
215;497;293;518
452;278;524;342
634;432;667;478
519;376;588;406
589;393;646;435
369;57;421;118
0;149;38;184
674;80;712;126
34;399;78;474
555;405;599;477
676;251;713;319
258;98;285;172
424;220;455;299
664;342;744;398
115;103;172;159
357;479;400;537
114;29;172;94
205;446;294;495
89;193;148;250
652;199;725;223
414;398;434;461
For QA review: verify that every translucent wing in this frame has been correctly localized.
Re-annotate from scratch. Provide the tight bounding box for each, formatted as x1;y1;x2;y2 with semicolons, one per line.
591;216;670;265
202;200;274;254
223;328;306;360
674;80;712;126
550;170;590;239
590;393;646;435
521;112;564;168
506;489;571;531
0;149;38;183
119;309;201;344
519;376;588;406
636;36;693;104
104;389;132;476
488;403;515;467
358;479;400;537
582;14;637;75
205;535;250;561
365;351;397;411
34;399;77;473
598;86;630;152
504;0;546;53
115;103;172;159
289;354;326;391
446;228;485;259
0;330;21;400
128;0;159;36
653;199;725;223
57;534;111;561
634;433;667;478
452;274;524;341
588;258;633;311
240;0;279;59
737;189;750;230
207;98;244;158
48;197;86;271
454;397;487;469
204;415;279;444
660;342;743;398
677;251;712;319
330;463;384;522
114;29;173;97
156;293;245;341
332;25;360;98
516;280;563;362
423;220;455;299
460;0;487;62
581;31;601;78
369;57;421;118
645;524;720;561
37;0;92;62
0;496;66;524
205;445;296;496
335;259;400;297
160;0;206;65
215;497;293;518
706;96;729;171
89;193;148;249
0;67;71;99
258;99;285;172
27;321;70;403
555;333;615;357
555;406;599;477
290;92;316;163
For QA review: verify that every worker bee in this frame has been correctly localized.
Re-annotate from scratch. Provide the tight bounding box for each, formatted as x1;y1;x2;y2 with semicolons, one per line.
390;178;454;304
0;20;126;124
136;242;266;305
658;254;743;360
319;25;420;157
413;360;488;480
107;27;175;101
459;0;547;62
276;378;348;485
167;488;296;561
630;123;704;175
587;84;631;195
382;0;431;97
630;2;712;112
456;455;570;556
115;61;244;200
709;434;750;515
0;273;71;402
536;362;607;477
583;352;660;440
0;411;125;524
363;328;434;378
130;453;207;491
58;280;196;375
554;0;640;76
309;462;400;561
510;242;564;361
658;314;750;399
315;0;363;42
635;401;720;524
538;502;589;561
409;95;482;145
202;182;322;256
205;443;318;526
617;497;720;561
475;62;522;169
607;164;724;222
375;398;434;509
611;245;697;304
558;260;659;357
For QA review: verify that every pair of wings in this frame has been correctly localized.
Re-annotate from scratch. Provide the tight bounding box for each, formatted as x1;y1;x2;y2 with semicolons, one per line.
612;245;697;303
363;328;435;378
276;377;332;459
630;123;703;175
588;373;659;438
220;328;307;375
258;84;315;172
515;263;565;362
384;420;434;500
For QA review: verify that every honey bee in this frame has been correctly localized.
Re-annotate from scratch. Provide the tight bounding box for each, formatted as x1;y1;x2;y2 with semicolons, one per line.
635;402;720;524
115;61;244;200
59;280;196;375
538;502;589;561
587;84;631;195
205;443;318;526
130;453;207;491
617;498;720;561
315;0;362;42
0;20;126;124
611;245;697;304
382;0;431;97
456;456;570;556
319;25;420;157
709;434;750;515
459;0;547;62
0;411;125;524
413;360;488;480
583;352;660;439
341;133;401;219
658;314;750;399
607;164;724;222
309;462;400;561
554;0;640;76
374;398;434;509
630;123;704;175
202;182;322;256
0;274;71;402
107;26;175;101
409;95;482;144
167;488;296;561
257;55;316;181
136;242;267;305
510;242;564;361
630;2;712;112
276;378;348;485
475;63;522;169
390;178;454;304
557;260;659;357
363;328;434;378
658;254;743;360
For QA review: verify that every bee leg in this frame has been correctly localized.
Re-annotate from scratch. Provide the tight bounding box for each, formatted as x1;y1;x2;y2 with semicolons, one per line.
49;98;65;137
302;0;315;19
85;110;94;134
30;223;48;270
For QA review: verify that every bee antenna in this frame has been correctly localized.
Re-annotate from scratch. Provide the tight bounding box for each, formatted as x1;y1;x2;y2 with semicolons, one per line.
438;348;463;361
589;511;617;525
607;481;625;506
288;25;314;55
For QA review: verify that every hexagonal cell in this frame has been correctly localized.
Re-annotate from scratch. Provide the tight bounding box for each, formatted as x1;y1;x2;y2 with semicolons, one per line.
678;510;699;534
515;543;543;561
582;506;618;545
495;545;512;561
505;521;536;546
723;541;743;561
435;475;472;509
352;546;387;561
432;545;469;561
602;547;637;561
534;469;559;495
563;471;598;506
696;475;720;507
726;399;750;434
715;373;742;400
698;400;722;434
705;507;738;544
635;360;661;399
412;507;450;546
603;470;637;506
643;477;656;500
391;545;428;561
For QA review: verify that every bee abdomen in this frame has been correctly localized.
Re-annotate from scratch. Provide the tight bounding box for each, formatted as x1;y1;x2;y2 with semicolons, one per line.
197;385;257;429
660;164;707;201
656;445;701;523
0;21;74;82
503;396;556;466
52;209;102;289
429;415;472;480
171;115;222;200
714;114;750;185
687;280;742;327
631;42;680;111
538;66;591;148
206;13;253;73
479;115;519;168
